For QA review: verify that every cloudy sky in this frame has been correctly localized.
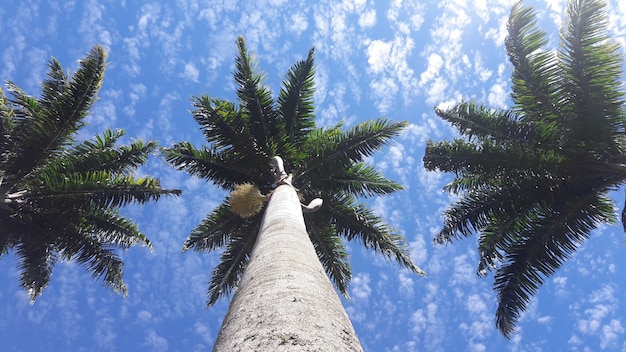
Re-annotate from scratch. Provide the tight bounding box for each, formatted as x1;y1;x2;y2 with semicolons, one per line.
1;0;626;351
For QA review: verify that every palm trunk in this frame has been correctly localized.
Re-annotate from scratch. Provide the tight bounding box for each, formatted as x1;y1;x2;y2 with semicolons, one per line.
212;184;362;351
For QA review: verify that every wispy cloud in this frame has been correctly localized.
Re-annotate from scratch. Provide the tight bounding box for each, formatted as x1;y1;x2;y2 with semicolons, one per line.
569;284;625;350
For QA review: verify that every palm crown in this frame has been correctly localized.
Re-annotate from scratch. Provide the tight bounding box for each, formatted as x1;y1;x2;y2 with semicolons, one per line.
163;37;425;306
423;0;625;338
0;46;181;302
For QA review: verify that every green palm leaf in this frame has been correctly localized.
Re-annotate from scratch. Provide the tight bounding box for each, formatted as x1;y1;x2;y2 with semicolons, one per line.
559;0;624;152
234;37;281;157
323;194;425;276
305;219;351;297
163;142;272;190
319;162;403;197
206;232;257;307
183;202;263;253
297;119;407;180
278;47;316;146
15;241;57;303
191;96;257;155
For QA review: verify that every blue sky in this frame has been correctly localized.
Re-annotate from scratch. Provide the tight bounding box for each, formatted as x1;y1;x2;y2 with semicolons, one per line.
1;0;626;351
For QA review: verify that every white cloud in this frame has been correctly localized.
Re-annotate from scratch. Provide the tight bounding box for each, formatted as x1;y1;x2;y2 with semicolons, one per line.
409;234;428;268
387;0;426;33
410;302;445;351
450;254;476;286
137;310;153;322
484;14;509;46
473;52;493;82
462;293;492;345
398;271;415;298
600;319;624;350
156;91;181;136
92;310;117;350
364;36;417;112
124;83;148;116
85;89;120;134
545;0;567;27
194;321;215;346
552;276;568;298
419;54;442;87
143;329;169;352
487;63;509;108
358;9;376;29
286;12;309;35
369;77;399;113
367;40;391;73
79;0;113;47
572;284;624;350
317;81;356;127
183;62;200;82
351;272;372;300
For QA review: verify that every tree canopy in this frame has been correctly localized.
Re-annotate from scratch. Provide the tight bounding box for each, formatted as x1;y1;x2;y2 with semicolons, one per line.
163;37;425;306
423;0;626;338
0;46;181;302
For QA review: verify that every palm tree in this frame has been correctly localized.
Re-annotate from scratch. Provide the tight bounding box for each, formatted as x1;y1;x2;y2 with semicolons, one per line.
0;45;181;303
423;0;625;338
163;37;425;350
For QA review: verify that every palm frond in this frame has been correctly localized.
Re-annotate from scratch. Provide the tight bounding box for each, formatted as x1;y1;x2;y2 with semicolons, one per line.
308;162;403;198
494;192;614;337
278;47;316;145
0;88;14;163
434;179;536;243
34;131;157;179
559;0;625;151
162;142;271;189
28;171;179;208
206;233;257;307
424;138;565;185
234;37;280;156
6;46;106;185
56;229;127;296
183;202;264;254
305;216;351;297
191;96;258;155
15;240;57;303
324;195;425;276
39;57;67;112
434;102;538;144
297;119;407;180
506;2;564;129
81;208;151;249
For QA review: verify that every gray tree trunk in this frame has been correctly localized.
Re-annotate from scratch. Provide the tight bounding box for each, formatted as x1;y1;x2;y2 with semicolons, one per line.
212;184;363;351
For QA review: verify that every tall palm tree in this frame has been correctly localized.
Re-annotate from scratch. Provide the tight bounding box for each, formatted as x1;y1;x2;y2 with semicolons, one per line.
423;0;625;338
163;37;424;350
0;45;181;303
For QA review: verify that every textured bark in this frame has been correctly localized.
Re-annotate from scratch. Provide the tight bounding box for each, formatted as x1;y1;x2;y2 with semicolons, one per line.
213;184;362;351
